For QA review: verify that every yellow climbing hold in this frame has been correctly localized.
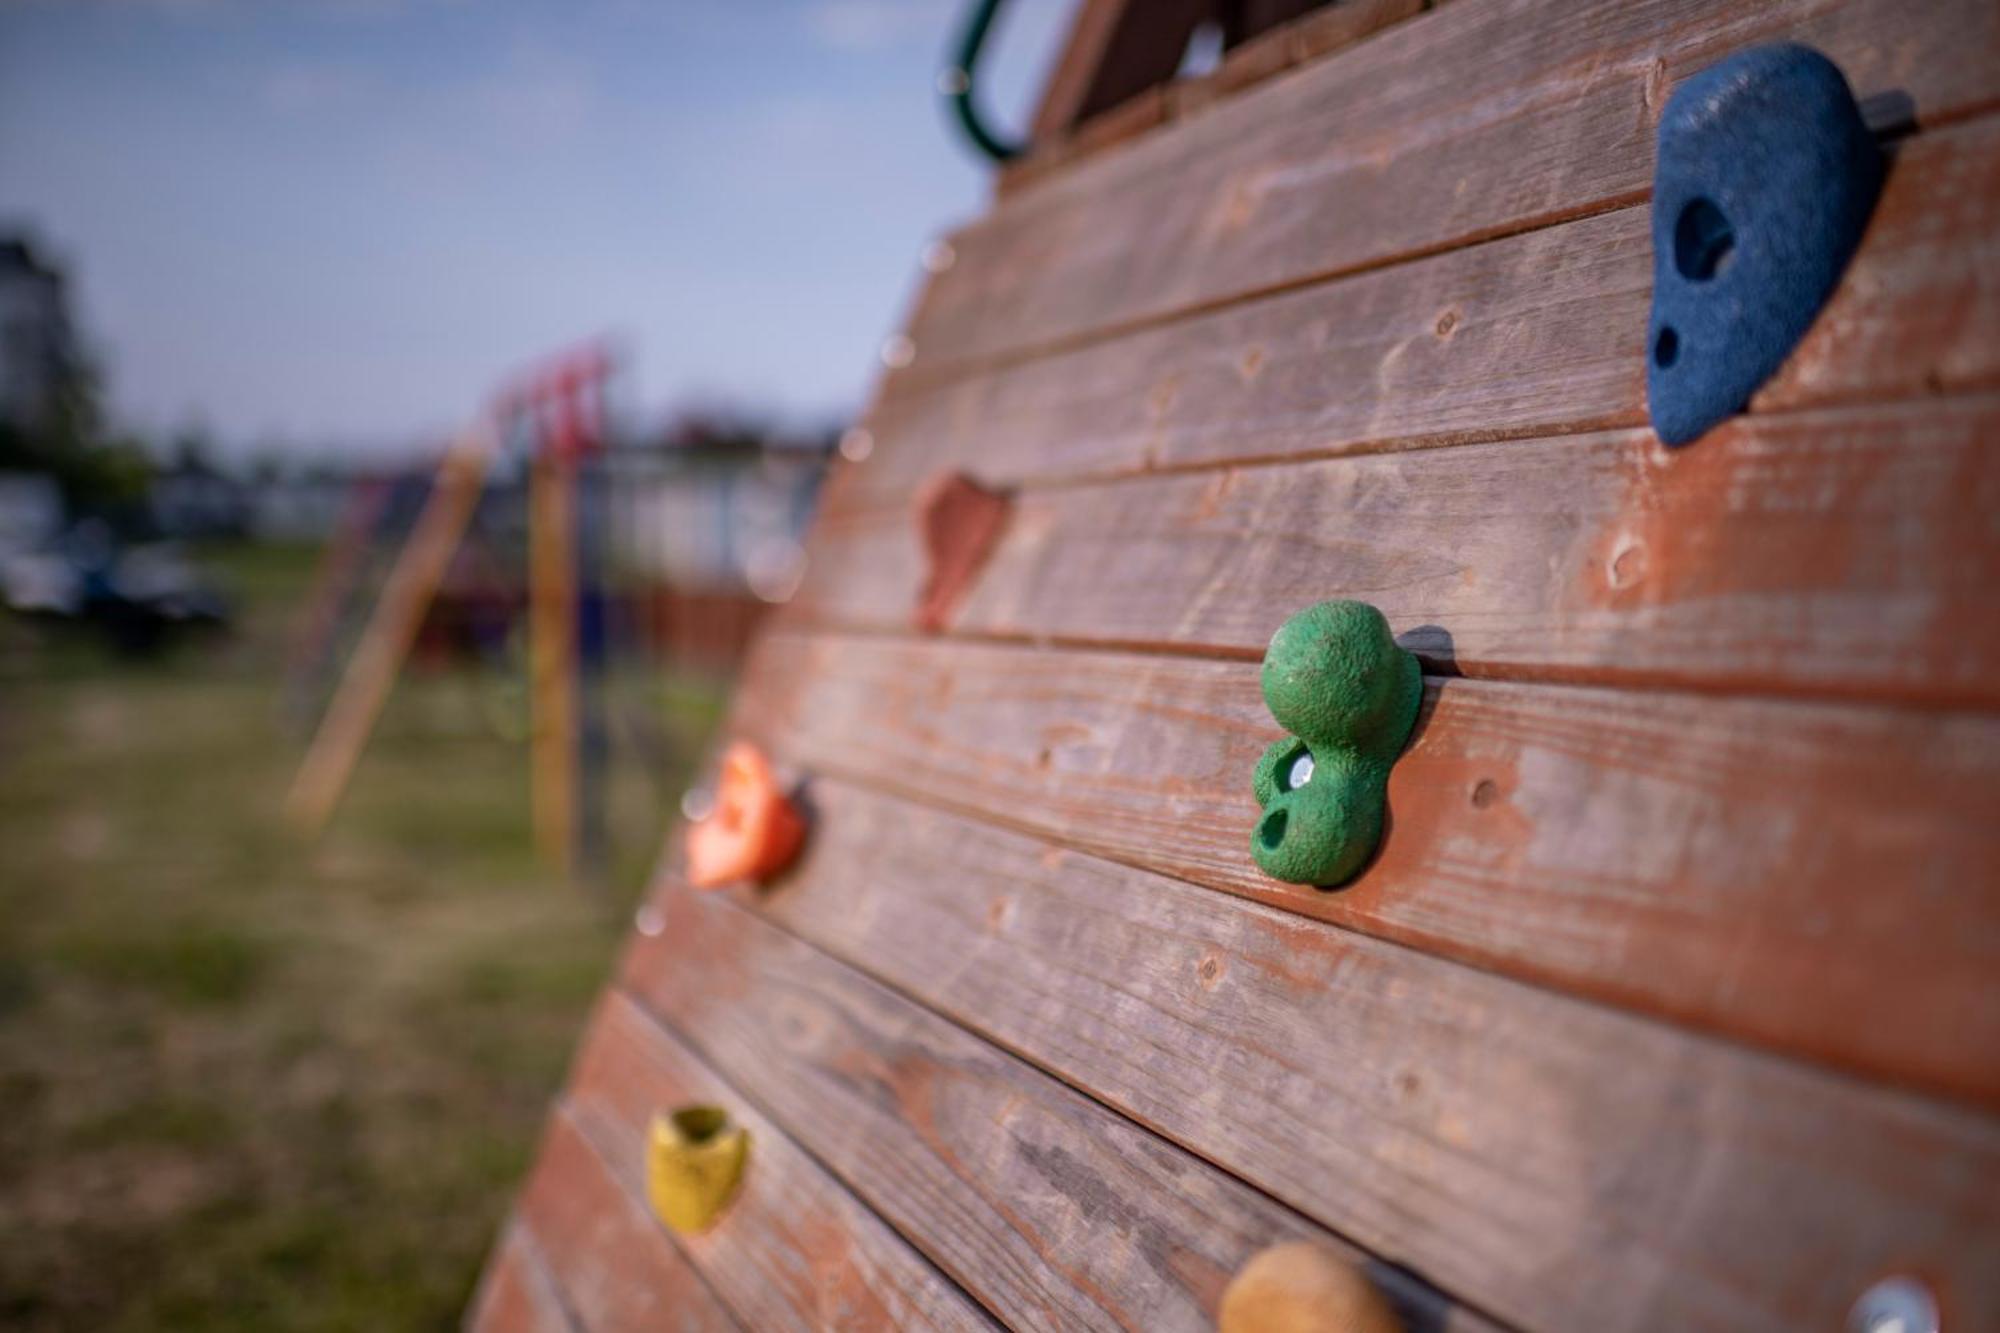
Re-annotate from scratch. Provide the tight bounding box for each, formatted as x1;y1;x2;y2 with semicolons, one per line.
644;1105;749;1234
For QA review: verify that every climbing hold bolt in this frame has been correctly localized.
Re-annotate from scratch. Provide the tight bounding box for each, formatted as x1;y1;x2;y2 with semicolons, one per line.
1251;601;1421;888
685;742;806;889
1646;42;1884;446
645;1105;749;1234
1220;1242;1402;1333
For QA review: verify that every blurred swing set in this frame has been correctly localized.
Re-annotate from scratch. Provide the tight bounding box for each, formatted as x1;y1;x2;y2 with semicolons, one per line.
279;341;828;891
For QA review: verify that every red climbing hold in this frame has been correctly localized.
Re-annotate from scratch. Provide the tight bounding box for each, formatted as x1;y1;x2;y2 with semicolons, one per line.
913;472;1012;634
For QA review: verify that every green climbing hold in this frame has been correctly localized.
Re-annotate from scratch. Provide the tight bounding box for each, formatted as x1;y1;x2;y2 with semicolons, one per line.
1251;601;1422;887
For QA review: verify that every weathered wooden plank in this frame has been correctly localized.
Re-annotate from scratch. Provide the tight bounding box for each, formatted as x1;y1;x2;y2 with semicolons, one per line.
731;631;2000;1108
860;117;2000;500
516;1112;739;1333
799;396;2000;705
894;0;1999;376
1181;0;1428;117
465;1224;576;1333
1003;0;1430;199
722;776;2000;1333
619;889;1493;1333
564;990;999;1333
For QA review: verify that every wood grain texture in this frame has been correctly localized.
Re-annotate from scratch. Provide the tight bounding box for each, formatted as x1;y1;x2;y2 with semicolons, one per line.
1001;0;1433;208
731;630;2000;1108
1176;0;1429;129
465;1225;576;1333
856;118;2000;500
564;990;999;1333
798;397;2000;705
516;1112;739;1333
1287;0;1430;64
619;888;1492;1333
718;775;2000;1333
895;0;2000;377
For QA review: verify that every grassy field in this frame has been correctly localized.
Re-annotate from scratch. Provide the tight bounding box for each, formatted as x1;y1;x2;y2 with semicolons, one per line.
0;543;722;1331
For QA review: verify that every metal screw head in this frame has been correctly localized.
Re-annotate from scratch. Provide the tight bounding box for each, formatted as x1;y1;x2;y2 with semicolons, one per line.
1849;1278;1939;1333
634;905;665;938
921;240;956;273
880;334;916;369
680;788;715;822
838;427;873;462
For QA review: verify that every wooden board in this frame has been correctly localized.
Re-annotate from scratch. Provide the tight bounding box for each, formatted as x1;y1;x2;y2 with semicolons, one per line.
712;777;2000;1333
515;1112;739;1333
467;1225;577;1333
565;991;999;1333
732;630;2000;1107
892;0;2000;379
799;396;2000;706
855;117;2000;502
1003;0;1427;197
492;4;2000;1328
619;889;1493;1333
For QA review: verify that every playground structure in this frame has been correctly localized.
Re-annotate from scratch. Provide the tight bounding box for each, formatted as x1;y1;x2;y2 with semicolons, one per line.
461;0;2000;1329
282;345;830;886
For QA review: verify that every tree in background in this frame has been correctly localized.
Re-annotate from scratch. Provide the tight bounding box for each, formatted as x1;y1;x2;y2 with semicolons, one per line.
0;233;152;517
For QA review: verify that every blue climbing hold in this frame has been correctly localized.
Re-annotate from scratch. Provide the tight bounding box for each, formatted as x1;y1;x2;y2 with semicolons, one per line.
1646;43;1884;447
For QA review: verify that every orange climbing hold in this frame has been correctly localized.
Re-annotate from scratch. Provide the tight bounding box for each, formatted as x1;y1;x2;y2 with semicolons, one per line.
685;742;806;889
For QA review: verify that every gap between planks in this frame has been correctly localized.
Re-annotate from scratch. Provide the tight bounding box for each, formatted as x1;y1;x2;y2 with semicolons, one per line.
722;629;2000;1110
842;113;2000;504
619;888;1512;1333
627;807;2000;1332
567;984;1005;1333
465;1221;585;1333
888;0;1999;386
792;394;2000;715
512;1106;747;1333
928;98;1999;401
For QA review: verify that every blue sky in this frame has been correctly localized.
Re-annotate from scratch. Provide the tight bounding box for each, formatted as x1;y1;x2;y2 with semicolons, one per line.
0;0;1071;458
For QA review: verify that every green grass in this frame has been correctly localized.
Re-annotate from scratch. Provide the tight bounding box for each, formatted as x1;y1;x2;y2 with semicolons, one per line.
0;540;722;1331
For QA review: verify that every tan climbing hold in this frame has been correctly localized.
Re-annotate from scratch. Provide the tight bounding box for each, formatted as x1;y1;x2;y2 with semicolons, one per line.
1219;1242;1400;1333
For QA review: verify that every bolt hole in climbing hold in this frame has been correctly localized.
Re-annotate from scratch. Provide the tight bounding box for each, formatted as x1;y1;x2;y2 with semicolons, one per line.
672;1105;729;1144
1653;326;1680;368
1259;808;1288;851
1673;196;1736;280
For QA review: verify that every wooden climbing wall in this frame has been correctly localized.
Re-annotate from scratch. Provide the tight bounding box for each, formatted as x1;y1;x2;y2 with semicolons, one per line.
469;0;2000;1328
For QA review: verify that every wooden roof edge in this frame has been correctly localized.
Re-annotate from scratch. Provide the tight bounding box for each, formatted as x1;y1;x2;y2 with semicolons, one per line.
997;0;1430;200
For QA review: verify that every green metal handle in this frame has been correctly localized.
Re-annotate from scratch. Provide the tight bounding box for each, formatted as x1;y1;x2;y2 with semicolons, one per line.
942;0;1024;163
